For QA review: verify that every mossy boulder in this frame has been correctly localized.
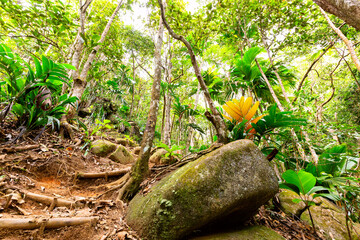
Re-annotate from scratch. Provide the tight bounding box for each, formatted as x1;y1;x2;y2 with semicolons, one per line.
109;145;135;164
277;190;306;216
189;225;285;240
301;198;360;239
149;148;168;164
91;140;117;157
125;140;279;240
115;138;136;147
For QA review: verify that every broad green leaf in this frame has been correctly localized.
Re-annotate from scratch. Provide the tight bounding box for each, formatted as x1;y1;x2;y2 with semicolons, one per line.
282;170;316;195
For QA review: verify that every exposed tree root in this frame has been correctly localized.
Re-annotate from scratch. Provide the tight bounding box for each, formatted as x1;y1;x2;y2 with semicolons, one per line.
0;216;99;230
94;173;130;199
2;144;40;153
76;167;130;180
21;190;84;208
59;118;75;140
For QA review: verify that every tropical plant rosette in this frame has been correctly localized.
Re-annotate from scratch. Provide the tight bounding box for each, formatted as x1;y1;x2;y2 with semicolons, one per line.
222;96;265;138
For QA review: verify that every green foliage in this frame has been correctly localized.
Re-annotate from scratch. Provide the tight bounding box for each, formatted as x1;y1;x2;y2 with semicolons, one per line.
157;142;185;160
251;105;307;140
0;43;76;134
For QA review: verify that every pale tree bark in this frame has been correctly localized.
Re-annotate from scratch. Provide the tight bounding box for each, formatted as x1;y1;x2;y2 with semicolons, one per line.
118;11;164;201
69;0;124;117
129;54;136;118
241;23;308;162
260;32;290;103
313;0;360;31
260;31;319;164
162;37;173;146
319;7;360;73
158;0;228;144
62;0;93;95
185;83;201;154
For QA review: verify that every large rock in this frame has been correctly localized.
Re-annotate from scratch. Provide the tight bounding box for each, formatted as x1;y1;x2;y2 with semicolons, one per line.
109;145;135;164
91;140;117;157
125;140;278;240
301;198;360;240
189;225;285;240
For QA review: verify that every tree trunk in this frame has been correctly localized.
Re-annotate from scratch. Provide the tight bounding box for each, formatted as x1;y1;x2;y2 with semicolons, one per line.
260;32;319;164
313;0;360;31
162;38;173;146
129;54;135;118
318;7;360;73
185;83;201;154
118;11;164;201
68;0;124;118
158;0;228;144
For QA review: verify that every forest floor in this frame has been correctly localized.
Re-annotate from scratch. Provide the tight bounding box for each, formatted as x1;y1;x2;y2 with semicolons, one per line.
0;122;323;240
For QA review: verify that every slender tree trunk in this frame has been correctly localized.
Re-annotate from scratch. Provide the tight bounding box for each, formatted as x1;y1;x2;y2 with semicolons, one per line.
292;40;335;104
260;32;319;164
158;0;228;144
62;0;93;95
185;83;201;154
319;7;360;73
260;33;290;103
129;54;135;118
162;38;172;146
118;11;164;201
254;56;307;162
68;0;124;117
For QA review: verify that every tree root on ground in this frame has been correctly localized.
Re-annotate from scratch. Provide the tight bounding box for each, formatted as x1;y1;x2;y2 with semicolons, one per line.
94;173;130;199
20;190;84;209
0;216;99;230
76;167;131;180
59;118;75;141
2;145;40;153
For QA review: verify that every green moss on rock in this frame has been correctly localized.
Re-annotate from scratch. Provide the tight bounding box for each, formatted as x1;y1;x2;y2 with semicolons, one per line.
301;198;360;240
277;190;306;216
125;140;279;240
189;225;285;240
109;145;135;164
91;140;117;157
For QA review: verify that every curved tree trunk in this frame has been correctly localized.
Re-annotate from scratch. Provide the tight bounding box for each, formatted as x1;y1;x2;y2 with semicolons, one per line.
158;0;228;144
118;10;164;201
313;0;360;31
318;7;360;73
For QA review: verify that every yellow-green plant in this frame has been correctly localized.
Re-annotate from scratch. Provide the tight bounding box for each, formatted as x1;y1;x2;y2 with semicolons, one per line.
222;96;265;137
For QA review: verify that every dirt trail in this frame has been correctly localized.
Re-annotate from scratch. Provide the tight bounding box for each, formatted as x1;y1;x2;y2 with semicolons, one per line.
0;126;322;240
0;127;137;240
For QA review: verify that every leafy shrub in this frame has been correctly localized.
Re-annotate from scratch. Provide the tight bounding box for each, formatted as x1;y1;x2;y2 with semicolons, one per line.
0;43;76;139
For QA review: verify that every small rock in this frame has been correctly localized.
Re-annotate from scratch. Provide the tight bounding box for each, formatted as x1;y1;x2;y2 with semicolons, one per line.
109;145;135;164
132;146;141;155
149;148;168;164
277;189;306;216
91;140;117;157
